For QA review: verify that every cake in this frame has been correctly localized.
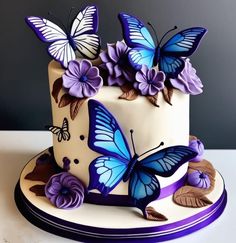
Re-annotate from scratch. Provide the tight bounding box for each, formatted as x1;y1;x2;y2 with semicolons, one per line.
15;5;227;242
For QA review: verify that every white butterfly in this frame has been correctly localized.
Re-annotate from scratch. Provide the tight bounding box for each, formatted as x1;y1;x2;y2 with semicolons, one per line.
26;5;100;68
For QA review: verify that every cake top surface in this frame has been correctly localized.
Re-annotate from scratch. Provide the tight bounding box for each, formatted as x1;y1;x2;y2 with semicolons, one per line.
26;4;206;105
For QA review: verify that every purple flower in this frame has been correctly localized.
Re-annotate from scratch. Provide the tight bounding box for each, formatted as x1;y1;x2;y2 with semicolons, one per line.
170;58;203;95
45;172;85;209
187;171;210;189
100;41;135;86
62;59;103;98
134;65;165;96
189;139;205;162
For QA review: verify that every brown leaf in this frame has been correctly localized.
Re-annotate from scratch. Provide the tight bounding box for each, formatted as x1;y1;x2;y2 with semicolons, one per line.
70;98;86;120
188;159;216;194
120;83;134;93
52;78;63;103
59;94;75;108
119;88;139;101
162;86;173;105
145;206;168;221
174;186;213;208
189;135;198;141
30;184;46;196
146;94;159;107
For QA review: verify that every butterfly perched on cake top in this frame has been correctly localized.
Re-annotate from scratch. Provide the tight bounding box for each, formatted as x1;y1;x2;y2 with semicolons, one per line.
118;13;207;78
87;100;197;218
25;5;100;68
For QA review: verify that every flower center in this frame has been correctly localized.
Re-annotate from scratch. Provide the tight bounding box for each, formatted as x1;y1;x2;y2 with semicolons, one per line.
147;79;153;84
79;75;88;82
199;173;206;179
60;187;70;195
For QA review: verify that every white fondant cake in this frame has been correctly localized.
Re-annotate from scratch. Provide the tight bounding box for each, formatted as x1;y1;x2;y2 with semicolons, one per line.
48;60;190;195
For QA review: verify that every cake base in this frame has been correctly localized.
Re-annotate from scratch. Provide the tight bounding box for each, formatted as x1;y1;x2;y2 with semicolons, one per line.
15;149;227;242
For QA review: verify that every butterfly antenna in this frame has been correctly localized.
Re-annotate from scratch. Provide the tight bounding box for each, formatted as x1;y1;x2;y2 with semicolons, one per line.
158;26;178;48
139;142;164;157
148;22;159;45
130;129;137;155
48;11;67;32
67;7;75;32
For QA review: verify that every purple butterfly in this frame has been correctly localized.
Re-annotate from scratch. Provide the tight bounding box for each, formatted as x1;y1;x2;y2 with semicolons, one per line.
25;5;100;68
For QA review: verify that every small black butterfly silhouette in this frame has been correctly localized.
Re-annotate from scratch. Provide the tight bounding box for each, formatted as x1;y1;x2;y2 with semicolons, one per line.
47;118;71;142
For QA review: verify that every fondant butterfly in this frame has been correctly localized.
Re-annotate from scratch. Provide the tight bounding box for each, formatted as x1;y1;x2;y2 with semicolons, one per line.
118;13;207;78
87;100;197;216
47;117;70;142
25;5;100;68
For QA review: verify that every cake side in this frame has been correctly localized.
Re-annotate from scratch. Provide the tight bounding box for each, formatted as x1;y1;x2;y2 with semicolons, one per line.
48;60;190;195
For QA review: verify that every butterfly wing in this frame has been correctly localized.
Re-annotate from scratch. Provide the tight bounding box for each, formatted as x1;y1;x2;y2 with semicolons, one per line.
139;146;197;177
70;5;100;59
88;99;131;161
25;16;67;42
159;56;185;78
48;40;76;68
47;126;63;142
118;13;155;69
88;156;128;196
129;168;160;212
128;48;155;70
161;27;207;56
61;118;71;141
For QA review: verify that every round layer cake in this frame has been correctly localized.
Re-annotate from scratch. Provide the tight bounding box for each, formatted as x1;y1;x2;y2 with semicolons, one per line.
48;60;189;198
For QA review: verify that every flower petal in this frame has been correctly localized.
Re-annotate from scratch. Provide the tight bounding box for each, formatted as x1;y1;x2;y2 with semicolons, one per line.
108;75;125;86
80;59;92;75
69;82;84;98
68;60;80;77
135;71;147;83
116;41;127;57
86;66;99;79
99;51;110;63
114;65;122;78
107;44;119;63
82;83;97;97
87;76;103;88
106;62;114;76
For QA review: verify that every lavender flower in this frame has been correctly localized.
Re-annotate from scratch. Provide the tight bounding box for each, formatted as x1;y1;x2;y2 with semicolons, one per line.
170;59;203;95
45;172;85;209
189;139;205;162
62;59;103;98
187;171;210;189
100;41;134;86
134;65;165;96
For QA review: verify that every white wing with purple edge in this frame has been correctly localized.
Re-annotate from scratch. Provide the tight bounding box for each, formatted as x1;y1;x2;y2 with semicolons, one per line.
70;5;100;59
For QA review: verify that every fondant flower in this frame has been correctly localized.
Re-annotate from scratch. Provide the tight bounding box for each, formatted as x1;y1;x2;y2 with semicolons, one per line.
134;65;165;96
100;41;135;86
62;59;103;98
187;171;210;189
45;172;85;209
169;58;203;95
189;138;204;162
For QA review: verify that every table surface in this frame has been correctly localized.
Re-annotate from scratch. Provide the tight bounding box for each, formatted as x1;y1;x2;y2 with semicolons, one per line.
0;131;235;243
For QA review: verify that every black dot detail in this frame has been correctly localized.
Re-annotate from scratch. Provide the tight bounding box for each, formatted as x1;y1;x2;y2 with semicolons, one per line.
80;135;85;141
74;159;79;164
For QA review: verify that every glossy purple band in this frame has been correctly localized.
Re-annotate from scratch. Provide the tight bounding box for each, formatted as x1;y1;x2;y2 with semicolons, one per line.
15;181;227;242
85;174;187;206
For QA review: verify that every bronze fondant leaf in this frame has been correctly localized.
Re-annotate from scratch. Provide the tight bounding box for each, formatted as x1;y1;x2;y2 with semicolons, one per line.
52;78;63;103
120;83;134;93
70;98;86;120
145;206;168;221
119;87;139;101
162;86;173;105
146;94;159;107
30;184;45;196
174;186;213;208
59;94;75;108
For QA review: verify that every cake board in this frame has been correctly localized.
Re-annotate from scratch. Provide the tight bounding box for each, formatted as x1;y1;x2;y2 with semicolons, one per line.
15;148;227;242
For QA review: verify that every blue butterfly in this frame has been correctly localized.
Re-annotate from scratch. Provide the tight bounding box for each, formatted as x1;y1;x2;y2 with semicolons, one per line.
87;100;197;217
118;13;207;78
25;5;100;68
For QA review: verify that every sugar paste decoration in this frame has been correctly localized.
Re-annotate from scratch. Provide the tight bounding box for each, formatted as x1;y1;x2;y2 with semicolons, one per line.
173;137;216;208
25;5;101;68
118;13;207;78
87;99;197;220
51;59;103;120
47;117;71;142
62;157;71;171
45;172;85;209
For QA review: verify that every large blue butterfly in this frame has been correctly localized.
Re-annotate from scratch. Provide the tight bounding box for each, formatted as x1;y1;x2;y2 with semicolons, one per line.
25;5;100;68
87;100;197;216
118;13;207;78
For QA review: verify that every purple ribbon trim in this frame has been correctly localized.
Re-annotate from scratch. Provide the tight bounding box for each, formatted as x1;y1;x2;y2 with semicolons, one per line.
84;174;187;206
15;181;227;242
